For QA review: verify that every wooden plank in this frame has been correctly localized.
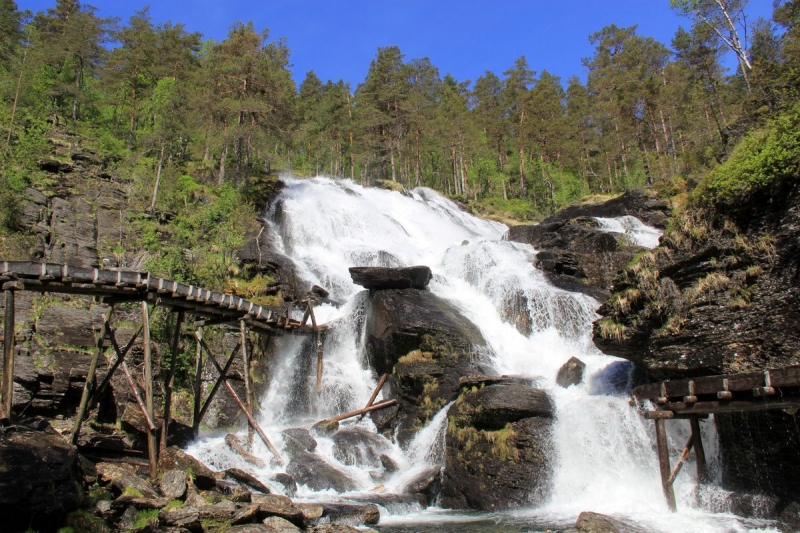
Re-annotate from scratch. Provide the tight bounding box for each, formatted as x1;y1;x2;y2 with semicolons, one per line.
196;341;241;424
161;309;185;453
655;418;677;512
70;306;112;445
240;320;254;445
666;434;694;486
665;396;800;416
316;334;324;393
690;416;708;483
141;302;158;480
2;289;16;418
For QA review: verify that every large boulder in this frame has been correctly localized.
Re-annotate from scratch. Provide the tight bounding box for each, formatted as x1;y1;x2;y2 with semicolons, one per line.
286;452;357;493
331;427;394;468
0;427;85;532
364;288;492;440
349;266;432;291
439;380;554;510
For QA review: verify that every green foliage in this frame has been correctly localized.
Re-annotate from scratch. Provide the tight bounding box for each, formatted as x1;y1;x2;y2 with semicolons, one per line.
695;105;800;211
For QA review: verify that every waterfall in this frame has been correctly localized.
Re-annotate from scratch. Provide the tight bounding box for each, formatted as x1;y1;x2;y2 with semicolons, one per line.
188;177;775;532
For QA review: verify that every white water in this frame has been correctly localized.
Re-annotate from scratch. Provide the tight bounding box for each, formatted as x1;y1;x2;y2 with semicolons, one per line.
188;177;776;532
595;215;663;249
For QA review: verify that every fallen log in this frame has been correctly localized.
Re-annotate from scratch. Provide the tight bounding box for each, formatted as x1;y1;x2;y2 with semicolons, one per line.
333;399;397;422
225;433;266;468
363;374;389;410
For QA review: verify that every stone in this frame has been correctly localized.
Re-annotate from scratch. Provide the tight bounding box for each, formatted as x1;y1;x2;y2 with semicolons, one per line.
250;493;305;526
158;446;218;490
160;469;189;500
47;196;99;267
295;502;323;524
574;511;650;533
332;427;394;468
310;524;363;533
310;419;339;436
270;473;297;498
281;427;317;456
556;356;587;388
225;467;271;494
159;507;201;530
198;499;237;520
452;383;554;430
286;452;357;493
96;462;160;499
779;501;800;533
0;428;84;533
318;502;380;525
349;265;432;290
400;466;441;506
262;515;301;532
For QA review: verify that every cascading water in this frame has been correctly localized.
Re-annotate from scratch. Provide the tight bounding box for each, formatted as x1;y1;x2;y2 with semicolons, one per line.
189;177;777;532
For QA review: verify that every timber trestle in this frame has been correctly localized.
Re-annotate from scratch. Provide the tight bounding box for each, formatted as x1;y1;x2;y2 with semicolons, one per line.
0;261;325;477
632;364;800;512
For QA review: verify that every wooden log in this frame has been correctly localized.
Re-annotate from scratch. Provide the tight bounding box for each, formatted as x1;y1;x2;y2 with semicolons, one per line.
89;323;143;409
316;334;324;393
666;434;695;486
161;309;185;453
142;302;158;480
644;410;675;420
240;320;254;445
333;399;397;422
2;288;16;418
690;416;709;483
224;433;266;468
70;305;112;445
363;374;389;410
120;361;158;431
196;342;241;424
308;301;317;330
655;418;677;512
202;340;283;464
192;327;204;438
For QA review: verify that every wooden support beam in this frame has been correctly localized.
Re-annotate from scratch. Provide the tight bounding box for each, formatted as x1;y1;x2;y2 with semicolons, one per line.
196;341;240;424
655;418;677;512
70;305;113;445
201;337;283;464
89;323;143;409
333;398;397;422
240;320;254;445
225;433;265;468
315;333;324;393
192;327;204;438
161;309;185;452
667;434;695;486
2;288;16;418
141;302;158;480
364;374;389;411
120;360;157;431
690;416;709;483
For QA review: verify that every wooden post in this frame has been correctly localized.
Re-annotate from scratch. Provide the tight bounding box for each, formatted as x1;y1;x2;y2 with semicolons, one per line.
120;361;158;431
655;418;677;512
161;309;185;452
141;302;158;479
364;373;389;410
192;327;204;438
333;398;397;422
70;305;112;445
200;338;282;464
240;320;254;445
2;288;16;419
315;333;324;393
89;324;143;409
667;434;695;486
690;416;709;483
196;341;240;424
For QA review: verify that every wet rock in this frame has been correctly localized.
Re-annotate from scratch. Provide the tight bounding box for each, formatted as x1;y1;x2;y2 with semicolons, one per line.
286;452;357;493
270;473;297;498
344;491;425;512
225;468;271;494
311;418;339;436
318;502;380;525
0;427;84;533
160;469;189;500
380;453;399;473
159;446;218;490
349;266;432;290
556;356;586;388
332;427;394;468
454;382;554;429
575;511;651;533
779;501;800;533
399;466;441;507
282;428;317;457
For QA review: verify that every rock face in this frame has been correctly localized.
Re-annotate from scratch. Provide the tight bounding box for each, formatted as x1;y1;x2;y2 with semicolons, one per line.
364;288;492;441
556;356;586;388
349;266;432;291
0;427;84;532
507;190;669;301
439;379;554;510
593;180;800;509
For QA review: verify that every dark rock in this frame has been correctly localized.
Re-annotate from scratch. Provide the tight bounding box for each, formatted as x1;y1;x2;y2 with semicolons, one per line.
318;502;380;526
575;511;651;533
111;493;169;509
332;427;394;468
286;452;357;493
225;468;271;494
349;266;432;290
452;383;554;430
158;446;218;490
779;501;800;533
96;461;159;499
282;428;317;457
343;492;425;513
160;469;189;500
380;454;400;474
198;499;237;520
159;507;201;530
226;525;272;533
270;473;297;498
47;196;99;267
311;419;339;437
399;466;441;507
0;427;84;533
556;356;587;388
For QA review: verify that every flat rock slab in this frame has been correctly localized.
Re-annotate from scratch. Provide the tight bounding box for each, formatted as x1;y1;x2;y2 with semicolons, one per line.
349;266;432;290
160;469;189;500
158;445;218;490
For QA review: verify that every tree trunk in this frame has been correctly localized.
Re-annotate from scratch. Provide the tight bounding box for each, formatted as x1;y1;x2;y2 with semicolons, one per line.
150;142;166;212
218;144;228;186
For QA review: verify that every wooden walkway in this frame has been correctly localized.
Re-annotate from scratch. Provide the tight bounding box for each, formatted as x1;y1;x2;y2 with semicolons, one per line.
632;365;800;512
1;261;324;477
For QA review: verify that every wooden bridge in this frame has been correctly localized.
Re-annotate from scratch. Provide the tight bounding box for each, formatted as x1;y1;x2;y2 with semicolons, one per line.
632;365;800;511
0;261;323;477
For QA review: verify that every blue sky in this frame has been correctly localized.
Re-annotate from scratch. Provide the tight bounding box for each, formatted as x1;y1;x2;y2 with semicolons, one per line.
17;0;775;88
